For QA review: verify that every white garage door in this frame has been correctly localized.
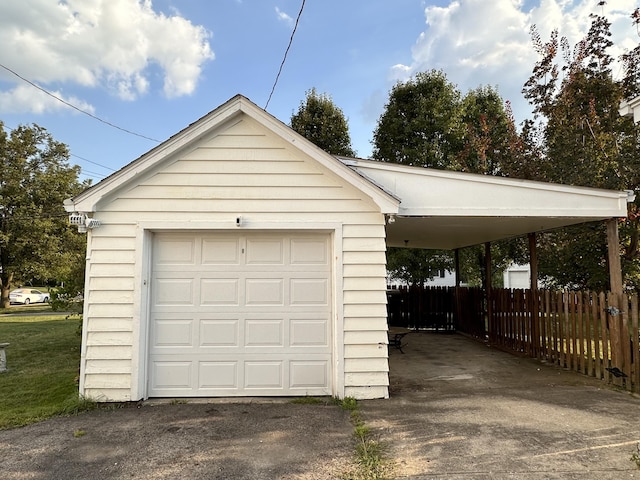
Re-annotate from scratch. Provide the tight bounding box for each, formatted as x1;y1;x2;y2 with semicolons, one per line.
148;231;332;397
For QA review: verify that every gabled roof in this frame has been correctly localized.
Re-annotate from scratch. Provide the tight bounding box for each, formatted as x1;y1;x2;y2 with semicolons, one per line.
64;95;399;214
341;157;631;249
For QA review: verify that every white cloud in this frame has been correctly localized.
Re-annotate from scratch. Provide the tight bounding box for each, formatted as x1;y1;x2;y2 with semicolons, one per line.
0;0;214;108
394;0;640;123
275;7;294;26
0;84;96;115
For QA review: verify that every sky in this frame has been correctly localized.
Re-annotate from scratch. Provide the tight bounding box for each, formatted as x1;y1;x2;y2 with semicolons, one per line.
0;0;639;184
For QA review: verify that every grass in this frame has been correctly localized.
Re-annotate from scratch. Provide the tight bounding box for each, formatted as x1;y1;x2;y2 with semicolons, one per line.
0;313;95;429
291;396;394;479
338;397;394;480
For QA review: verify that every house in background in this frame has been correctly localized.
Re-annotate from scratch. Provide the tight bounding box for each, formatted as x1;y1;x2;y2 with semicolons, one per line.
65;95;630;402
503;264;531;289
620;96;640;123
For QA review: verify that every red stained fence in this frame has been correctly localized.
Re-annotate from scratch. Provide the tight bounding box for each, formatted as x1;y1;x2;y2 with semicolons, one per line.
387;285;640;393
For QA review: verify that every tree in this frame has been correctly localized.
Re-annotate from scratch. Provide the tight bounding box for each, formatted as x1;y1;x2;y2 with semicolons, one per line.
373;71;524;286
0;122;89;308
453;85;515;175
290;88;356;157
522;10;640;290
386;248;453;287
372;70;463;168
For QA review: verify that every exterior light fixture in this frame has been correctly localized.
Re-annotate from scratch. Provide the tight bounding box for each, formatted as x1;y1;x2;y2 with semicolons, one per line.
69;213;101;233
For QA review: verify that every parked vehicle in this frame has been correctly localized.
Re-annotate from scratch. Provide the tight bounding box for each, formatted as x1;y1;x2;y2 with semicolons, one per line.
9;289;50;305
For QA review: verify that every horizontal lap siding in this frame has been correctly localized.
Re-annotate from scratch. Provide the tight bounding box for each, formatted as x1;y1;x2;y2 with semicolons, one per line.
83;114;389;401
342;224;389;399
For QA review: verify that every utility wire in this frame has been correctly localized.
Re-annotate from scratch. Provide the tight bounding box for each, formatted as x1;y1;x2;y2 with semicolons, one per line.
3;122;118;175
0;63;161;143
71;153;117;172
264;0;306;110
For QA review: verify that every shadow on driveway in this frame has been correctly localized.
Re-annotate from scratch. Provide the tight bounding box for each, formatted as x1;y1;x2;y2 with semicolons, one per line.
360;331;640;479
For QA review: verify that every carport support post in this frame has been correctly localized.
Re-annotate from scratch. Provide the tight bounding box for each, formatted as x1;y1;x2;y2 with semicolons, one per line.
528;233;541;358
485;242;492;338
606;218;624;371
454;248;462;328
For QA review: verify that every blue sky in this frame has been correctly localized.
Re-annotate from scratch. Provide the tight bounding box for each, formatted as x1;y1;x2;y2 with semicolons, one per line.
0;0;638;183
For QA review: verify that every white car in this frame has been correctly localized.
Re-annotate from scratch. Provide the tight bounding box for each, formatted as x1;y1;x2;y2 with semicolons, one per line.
9;288;50;305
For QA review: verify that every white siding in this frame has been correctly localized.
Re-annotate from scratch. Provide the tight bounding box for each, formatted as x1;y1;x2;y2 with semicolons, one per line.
81;113;389;401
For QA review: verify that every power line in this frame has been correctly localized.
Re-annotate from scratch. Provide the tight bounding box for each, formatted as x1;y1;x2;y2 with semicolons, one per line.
264;0;306;110
0;63;162;143
2;122;117;176
70;153;117;172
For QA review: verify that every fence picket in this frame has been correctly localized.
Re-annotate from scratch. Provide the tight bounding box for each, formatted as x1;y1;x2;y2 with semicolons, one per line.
591;291;601;380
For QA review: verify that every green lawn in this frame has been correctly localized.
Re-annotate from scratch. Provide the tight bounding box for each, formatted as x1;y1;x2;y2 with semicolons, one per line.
0;314;93;429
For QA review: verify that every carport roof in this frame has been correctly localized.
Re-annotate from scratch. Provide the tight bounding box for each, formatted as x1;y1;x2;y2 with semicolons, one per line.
340;157;632;250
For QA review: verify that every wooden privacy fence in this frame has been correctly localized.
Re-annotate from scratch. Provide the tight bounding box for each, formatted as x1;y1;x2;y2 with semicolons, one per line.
387;285;640;393
489;289;640;393
387;285;457;331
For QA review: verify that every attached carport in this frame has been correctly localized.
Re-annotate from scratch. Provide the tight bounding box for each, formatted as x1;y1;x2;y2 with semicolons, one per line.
341;157;633;293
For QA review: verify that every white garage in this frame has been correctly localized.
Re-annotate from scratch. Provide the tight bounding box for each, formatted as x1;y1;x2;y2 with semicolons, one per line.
64;95;397;402
64;94;629;403
149;231;332;397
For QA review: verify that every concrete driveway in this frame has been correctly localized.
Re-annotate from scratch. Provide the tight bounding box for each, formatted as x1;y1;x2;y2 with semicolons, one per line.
360;331;640;479
2;332;640;479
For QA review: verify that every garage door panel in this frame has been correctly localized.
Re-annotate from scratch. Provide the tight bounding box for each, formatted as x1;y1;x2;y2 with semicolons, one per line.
154;319;194;347
202;238;241;265
245;319;283;347
290;361;329;388
290;319;329;347
200;319;239;347
151;361;192;390
149;231;332;397
245;238;284;265
290;278;329;305
290;238;329;265
201;278;239;305
155;237;196;266
199;361;238;389
244;361;283;389
245;278;284;305
153;278;194;306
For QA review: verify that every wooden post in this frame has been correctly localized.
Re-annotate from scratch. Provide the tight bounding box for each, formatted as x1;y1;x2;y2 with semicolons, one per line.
606;218;623;374
606;218;623;296
454;248;461;330
485;242;492;339
528;233;540;357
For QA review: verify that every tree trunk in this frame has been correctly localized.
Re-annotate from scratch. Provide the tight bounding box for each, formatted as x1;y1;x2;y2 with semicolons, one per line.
1;272;13;309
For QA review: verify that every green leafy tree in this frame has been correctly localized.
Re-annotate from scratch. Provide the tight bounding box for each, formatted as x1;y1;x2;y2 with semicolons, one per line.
0;122;88;308
453;86;513;175
522;10;640;290
373;71;524;286
290;88;356;157
372;70;463;169
386;248;453;287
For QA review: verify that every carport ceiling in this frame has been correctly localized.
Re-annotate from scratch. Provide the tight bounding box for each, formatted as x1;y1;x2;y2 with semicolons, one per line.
340;158;631;250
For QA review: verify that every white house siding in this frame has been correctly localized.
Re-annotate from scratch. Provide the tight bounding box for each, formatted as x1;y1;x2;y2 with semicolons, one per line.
80;113;389;401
